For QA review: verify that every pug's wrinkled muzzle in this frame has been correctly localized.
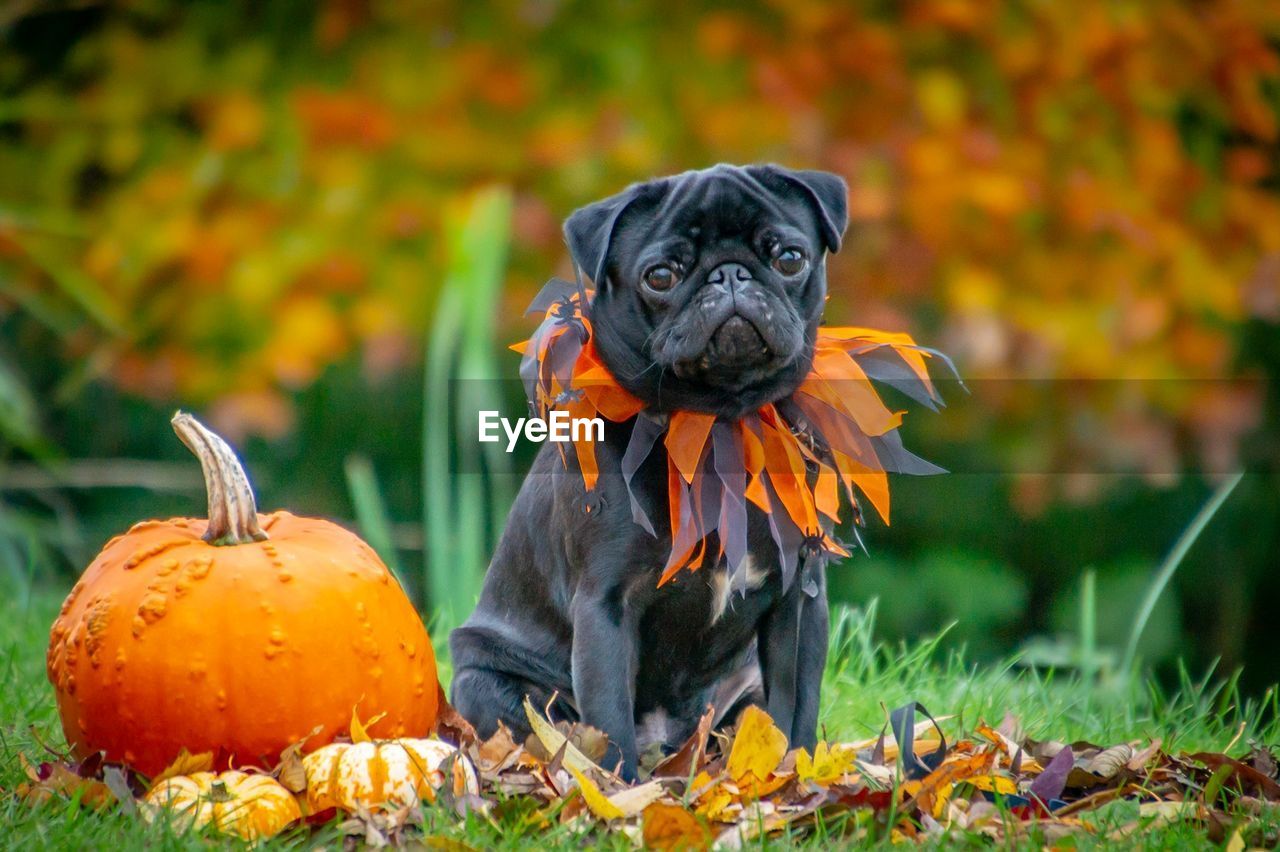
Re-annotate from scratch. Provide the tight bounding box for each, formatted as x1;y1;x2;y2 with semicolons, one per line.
669;261;793;382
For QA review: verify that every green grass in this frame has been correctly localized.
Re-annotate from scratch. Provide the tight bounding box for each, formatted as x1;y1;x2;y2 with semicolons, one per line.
3;583;1276;849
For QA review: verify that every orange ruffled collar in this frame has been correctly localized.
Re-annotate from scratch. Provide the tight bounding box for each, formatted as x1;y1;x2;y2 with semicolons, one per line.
512;278;956;593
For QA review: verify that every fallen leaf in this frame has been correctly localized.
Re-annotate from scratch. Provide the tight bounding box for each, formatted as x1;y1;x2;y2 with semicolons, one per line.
569;767;624;820
909;750;995;818
1082;743;1134;782
796;741;858;785
472;723;521;773
1127;739;1163;772
609;780;667;816
653;706;714;779
968;774;1017;795
523;697;603;776
149;748;214;786
1189;752;1280;800
1029;745;1073;802
1246;745;1277;779
275;725;323;793
433;684;479;747
642;801;713;850
528;721;612;767
350;708;388;744
102;767;138;817
725;706;787;782
17;760;117;811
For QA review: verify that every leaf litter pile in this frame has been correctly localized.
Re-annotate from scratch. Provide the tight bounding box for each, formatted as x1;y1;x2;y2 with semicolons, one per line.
11;696;1280;848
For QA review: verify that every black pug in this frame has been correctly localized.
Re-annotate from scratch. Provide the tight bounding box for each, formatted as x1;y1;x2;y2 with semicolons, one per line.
450;163;848;780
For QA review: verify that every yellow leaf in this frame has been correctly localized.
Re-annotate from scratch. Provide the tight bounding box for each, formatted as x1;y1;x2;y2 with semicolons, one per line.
932;781;955;818
522;696;604;775
151;748;214;786
796;741;859;785
350;708;387;744
725;706;787;782
968;774;1018;795
569;767;624;820
695;785;734;822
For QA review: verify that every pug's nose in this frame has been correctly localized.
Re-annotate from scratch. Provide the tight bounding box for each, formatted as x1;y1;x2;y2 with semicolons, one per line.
707;263;753;296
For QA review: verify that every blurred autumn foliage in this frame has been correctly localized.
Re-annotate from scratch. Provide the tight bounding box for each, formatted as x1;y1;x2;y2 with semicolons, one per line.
2;2;1279;679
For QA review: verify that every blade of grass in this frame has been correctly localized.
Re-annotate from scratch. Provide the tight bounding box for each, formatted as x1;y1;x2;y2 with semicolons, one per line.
422;186;514;622
1080;568;1097;709
1121;473;1245;675
424;281;463;617
343;454;408;590
450;187;514;578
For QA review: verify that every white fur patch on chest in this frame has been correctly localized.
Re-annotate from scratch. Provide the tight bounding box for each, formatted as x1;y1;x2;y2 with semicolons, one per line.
636;708;676;753
708;554;769;625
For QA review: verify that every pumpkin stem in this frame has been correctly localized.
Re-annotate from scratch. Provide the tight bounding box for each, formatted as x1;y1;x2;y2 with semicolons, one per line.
171;411;268;546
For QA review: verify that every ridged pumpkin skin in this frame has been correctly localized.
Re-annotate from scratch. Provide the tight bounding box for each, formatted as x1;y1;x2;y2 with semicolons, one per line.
143;770;301;840
47;509;439;777
302;738;479;812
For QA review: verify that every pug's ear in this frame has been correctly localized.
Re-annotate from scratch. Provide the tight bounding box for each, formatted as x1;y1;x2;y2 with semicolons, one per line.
563;185;643;288
755;165;849;254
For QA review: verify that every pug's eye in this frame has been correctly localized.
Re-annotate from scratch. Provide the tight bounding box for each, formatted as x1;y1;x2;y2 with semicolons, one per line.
772;247;808;277
643;264;679;292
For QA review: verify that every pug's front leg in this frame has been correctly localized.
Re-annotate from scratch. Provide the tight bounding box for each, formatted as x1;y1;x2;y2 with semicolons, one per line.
759;570;828;750
571;586;640;780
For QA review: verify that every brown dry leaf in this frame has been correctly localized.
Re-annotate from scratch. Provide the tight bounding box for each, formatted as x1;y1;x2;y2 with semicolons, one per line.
642;801;713;851
1127;739;1163;771
149;747;214;786
473;723;521;773
725;706;787;783
565;724;611;766
433;684;479;747
1246;746;1278;779
1084;743;1135;780
653;706;714;779
529;721;612;767
1188;752;1280;800
275;724;323;793
17;757;117;811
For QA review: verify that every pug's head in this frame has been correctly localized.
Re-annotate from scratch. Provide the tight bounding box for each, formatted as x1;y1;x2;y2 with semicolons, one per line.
565;164;848;419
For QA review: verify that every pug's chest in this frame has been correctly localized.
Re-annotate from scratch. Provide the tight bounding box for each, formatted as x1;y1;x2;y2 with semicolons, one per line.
635;552;779;666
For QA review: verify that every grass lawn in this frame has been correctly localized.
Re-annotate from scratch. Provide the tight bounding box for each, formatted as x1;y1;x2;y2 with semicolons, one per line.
2;582;1277;849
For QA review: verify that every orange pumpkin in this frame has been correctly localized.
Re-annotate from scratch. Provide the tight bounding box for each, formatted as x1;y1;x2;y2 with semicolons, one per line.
47;412;439;777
